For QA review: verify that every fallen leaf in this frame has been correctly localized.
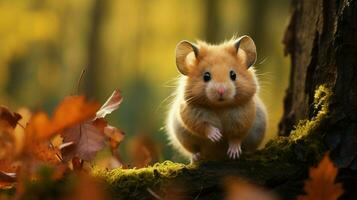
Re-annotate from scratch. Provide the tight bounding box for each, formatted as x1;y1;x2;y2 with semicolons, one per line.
70;173;107;200
60;91;124;163
0;106;22;130
126;134;160;168
30;142;62;165
26;96;100;140
104;125;125;150
0;160;21;173
298;153;344;200
0;171;16;189
225;177;277;200
95;90;122;119
61;121;106;161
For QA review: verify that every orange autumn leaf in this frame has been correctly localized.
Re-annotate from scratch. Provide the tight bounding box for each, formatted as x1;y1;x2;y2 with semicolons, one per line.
224;177;277;200
26;96;100;140
298;153;344;200
30;142;62;165
70;173;107;200
126;134;160;168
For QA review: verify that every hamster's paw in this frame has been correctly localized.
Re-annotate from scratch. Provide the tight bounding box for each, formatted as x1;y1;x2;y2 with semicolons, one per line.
207;125;222;142
227;142;242;159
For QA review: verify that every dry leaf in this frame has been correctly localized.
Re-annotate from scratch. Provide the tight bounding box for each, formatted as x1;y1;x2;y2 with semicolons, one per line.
26;96;100;140
298;153;344;200
70;173;107;200
104;125;125;150
95;90;122;119
61;121;106;161
225;177;277;200
61;91;124;163
30;142;62;165
0;171;16;189
127;134;160;168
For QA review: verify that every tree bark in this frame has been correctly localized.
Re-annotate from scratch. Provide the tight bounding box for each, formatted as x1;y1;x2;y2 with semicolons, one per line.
279;0;357;138
279;0;357;168
100;0;357;199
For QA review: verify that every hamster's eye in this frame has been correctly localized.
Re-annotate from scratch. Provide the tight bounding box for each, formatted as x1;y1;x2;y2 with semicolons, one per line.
203;72;211;82
230;70;237;81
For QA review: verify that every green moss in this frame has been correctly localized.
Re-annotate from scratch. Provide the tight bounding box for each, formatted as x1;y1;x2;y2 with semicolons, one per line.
290;85;332;141
258;85;332;167
93;161;191;199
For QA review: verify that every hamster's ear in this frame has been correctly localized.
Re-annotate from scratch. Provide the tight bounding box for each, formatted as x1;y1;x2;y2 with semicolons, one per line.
234;35;257;68
175;40;199;75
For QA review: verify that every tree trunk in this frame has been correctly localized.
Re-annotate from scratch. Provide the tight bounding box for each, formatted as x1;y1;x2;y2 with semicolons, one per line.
279;0;357;168
279;0;357;139
84;0;108;97
99;0;357;199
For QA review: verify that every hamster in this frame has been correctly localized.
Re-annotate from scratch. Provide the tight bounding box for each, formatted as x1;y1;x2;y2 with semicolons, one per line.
166;35;267;162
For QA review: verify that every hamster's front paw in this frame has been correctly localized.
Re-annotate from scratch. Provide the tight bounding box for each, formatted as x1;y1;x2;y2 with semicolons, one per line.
227;141;242;159
206;125;222;142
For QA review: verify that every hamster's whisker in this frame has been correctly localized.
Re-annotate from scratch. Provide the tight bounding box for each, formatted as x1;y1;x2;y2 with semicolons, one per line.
155;92;178;113
162;76;181;85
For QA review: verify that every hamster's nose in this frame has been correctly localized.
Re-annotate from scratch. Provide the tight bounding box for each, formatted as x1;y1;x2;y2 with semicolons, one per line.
217;87;225;95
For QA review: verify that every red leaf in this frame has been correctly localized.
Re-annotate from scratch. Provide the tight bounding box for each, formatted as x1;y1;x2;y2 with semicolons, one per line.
95;90;122;119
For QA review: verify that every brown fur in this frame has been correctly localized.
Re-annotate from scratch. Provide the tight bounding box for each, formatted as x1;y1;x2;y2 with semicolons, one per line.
166;36;267;161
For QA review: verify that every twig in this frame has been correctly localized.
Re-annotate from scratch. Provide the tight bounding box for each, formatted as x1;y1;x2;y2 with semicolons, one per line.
49;141;64;162
16;122;25;129
72;68;86;95
147;188;163;200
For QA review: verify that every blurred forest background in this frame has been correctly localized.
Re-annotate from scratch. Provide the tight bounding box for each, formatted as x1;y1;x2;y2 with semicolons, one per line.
0;0;290;162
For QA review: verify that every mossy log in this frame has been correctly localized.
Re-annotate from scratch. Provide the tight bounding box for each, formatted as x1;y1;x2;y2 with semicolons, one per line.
95;86;330;200
97;137;322;200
